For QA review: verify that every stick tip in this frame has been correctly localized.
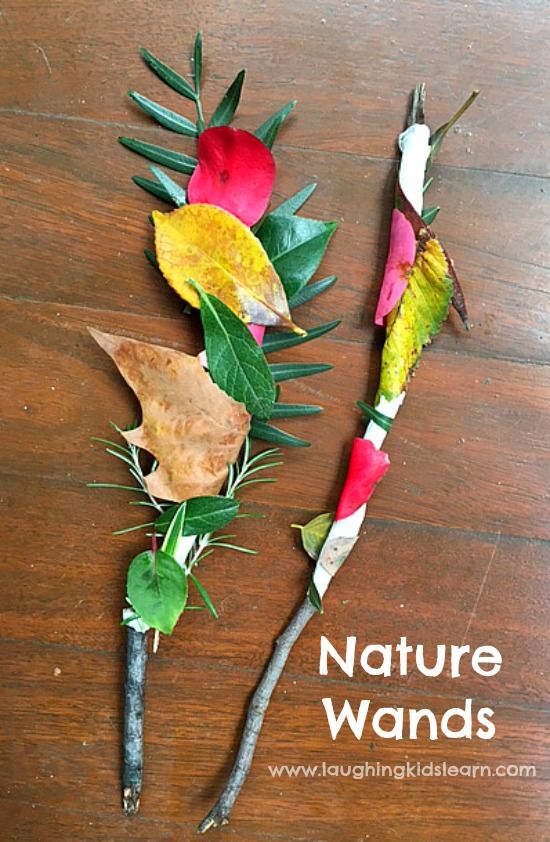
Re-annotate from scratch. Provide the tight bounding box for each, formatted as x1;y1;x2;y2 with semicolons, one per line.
123;785;141;816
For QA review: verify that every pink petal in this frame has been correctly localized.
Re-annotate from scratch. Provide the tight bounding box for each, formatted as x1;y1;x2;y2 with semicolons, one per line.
187;126;276;227
374;208;417;326
335;438;390;520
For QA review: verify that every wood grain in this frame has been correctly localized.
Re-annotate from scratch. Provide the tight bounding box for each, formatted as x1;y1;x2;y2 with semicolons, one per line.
0;1;548;839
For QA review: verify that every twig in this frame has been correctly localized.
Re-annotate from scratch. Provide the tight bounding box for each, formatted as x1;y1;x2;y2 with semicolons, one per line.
122;627;148;815
198;597;317;832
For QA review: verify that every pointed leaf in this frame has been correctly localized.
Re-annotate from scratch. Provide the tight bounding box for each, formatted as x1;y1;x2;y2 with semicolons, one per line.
149;166;187;206
153;204;301;331
269;362;332;382
161;502;187;557
250;419;310;448
427;90;480;171
292;512;333;560
269;403;322;418
308;578;323;613
209;69;245;127
89;328;249;502
140;47;197;100
119;137;197;174
262;319;340;353
127;549;188;635
193;31;202;96
271;183;317;217
377;236;453;401
156;496;240;535
129;91;197;136
195;286;276;419
422;206;440;225
257;214;338;299
133;175;173;204
190;573;218;619
356;401;394;434
288;275;337;309
144;248;159;269
255;100;297;148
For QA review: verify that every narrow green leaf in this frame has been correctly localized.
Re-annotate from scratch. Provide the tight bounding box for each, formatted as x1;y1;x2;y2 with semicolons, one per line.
250;419;310;448
119;137;197;174
257;215;338;299
356;400;394;433
269;362;332;382
194;284;276;419
148;165;187;206
269;403;322;418
155;496;240;535
144;248;159;269
87;482;146;493
140;47;197;101
427;90;480;171
421;206;440;225
127;549;188;635
193;32;202;97
190;574;218;619
129;91;198;136
112;522;155;536
271;183;317;217
209;69;245;127
262;319;340;353
132;175;173;204
292;512;333;560
288;275;337;309
161;502;187;557
423;176;434;193
255;100;297;148
308;578;324;613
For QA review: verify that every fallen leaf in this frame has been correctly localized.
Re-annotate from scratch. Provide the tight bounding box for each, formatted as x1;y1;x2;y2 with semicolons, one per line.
377;234;453;401
89;328;250;502
153;204;302;332
187;126;275;225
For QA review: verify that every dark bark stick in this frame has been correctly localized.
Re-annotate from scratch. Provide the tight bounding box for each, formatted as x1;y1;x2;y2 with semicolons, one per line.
122;626;148;815
198;597;317;832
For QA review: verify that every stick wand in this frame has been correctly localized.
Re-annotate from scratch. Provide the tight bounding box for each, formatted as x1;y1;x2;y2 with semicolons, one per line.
199;83;479;832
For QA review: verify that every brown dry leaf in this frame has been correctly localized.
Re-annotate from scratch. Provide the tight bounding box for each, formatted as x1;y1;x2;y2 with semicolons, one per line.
153;203;303;333
90;328;250;502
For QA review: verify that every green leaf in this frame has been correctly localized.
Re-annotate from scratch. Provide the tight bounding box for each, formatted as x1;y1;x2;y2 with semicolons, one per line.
190;573;218;620
356;401;393;433
262;319;340;353
269;362;332;382
292;512;333;561
193;31;202;97
209;69;245;127
308;578;324;613
269;403;322;418
427;90;480;171
421;206;440;225
255;100;297;148
288;275;337;309
155;496;240;535
133;175;174;204
119;137;197;174
160;502;187;557
140;47;197;101
271;183;317;217
250;419;310;448
194;284;276;419
144;248;159;269
148;165;187;206
127;549;188;635
129;91;198;137
377;236;453;401
257;215;338;299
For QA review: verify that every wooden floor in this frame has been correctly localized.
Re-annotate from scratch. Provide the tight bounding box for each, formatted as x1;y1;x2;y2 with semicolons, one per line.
1;1;549;840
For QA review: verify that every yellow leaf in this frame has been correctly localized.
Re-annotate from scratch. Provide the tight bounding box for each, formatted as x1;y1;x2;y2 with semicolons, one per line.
90;328;250;502
153;204;304;333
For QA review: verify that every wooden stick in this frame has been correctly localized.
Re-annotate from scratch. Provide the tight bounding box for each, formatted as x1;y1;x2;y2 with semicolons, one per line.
122;627;148;815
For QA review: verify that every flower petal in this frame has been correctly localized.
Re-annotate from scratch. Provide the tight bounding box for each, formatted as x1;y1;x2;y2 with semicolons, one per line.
335;438;390;520
187;126;275;226
374;208;417;326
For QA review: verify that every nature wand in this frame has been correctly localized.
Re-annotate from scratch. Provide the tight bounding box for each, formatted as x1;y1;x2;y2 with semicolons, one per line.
199;83;479;832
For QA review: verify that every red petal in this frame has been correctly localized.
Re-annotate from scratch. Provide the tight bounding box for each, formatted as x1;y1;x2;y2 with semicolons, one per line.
335;438;390;520
187;127;275;226
374;208;417;325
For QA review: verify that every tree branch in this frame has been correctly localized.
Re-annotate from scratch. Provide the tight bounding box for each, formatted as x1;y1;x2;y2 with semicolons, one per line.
198;597;317;832
122;627;148;815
